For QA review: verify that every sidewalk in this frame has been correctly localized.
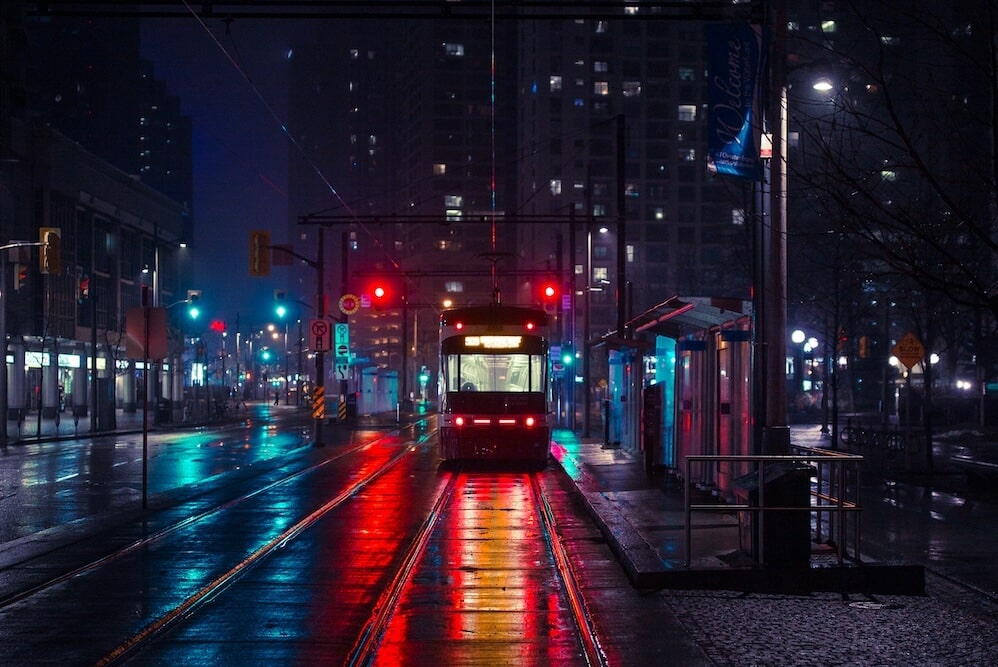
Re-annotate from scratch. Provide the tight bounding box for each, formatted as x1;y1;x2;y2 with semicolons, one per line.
550;426;925;594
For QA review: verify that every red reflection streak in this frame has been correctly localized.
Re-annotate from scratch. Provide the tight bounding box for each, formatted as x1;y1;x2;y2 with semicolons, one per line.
375;472;572;664
307;437;410;645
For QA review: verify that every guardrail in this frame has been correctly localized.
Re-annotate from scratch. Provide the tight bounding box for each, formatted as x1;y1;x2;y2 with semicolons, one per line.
683;448;864;568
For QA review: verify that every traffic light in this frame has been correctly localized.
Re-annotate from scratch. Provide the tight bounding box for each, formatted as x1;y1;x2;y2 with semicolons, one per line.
79;275;90;300
561;343;575;366
13;263;27;291
371;282;390;310
40;228;61;274
541;281;559;312
187;289;201;319
274;289;287;318
249;230;271;277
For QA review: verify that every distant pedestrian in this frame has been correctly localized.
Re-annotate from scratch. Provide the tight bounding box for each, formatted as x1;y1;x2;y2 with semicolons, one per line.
274;389;280;406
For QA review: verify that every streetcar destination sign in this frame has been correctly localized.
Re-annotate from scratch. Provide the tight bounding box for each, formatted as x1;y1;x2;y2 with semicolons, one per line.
464;335;522;349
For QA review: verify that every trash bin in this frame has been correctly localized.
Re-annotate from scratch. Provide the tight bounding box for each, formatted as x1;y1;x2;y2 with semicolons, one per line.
733;462;815;568
155;399;172;425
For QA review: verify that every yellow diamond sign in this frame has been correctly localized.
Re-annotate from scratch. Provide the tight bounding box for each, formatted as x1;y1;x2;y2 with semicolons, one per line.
892;332;924;370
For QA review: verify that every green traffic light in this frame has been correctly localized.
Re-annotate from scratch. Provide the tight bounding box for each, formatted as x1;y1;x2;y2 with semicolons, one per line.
188;305;200;319
276;304;287;319
261;349;271;361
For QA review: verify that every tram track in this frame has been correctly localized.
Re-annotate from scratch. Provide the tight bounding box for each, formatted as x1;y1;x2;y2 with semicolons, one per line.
347;468;609;667
0;419;613;665
0;424;424;613
98;434;429;666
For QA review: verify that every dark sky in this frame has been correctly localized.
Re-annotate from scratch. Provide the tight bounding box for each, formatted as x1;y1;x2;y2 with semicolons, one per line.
140;17;315;328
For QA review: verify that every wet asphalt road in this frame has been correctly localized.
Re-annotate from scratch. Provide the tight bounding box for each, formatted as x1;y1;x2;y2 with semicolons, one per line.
0;406;997;665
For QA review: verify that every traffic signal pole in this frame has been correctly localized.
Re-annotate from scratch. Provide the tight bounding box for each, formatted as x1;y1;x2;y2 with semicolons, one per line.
314;227;326;446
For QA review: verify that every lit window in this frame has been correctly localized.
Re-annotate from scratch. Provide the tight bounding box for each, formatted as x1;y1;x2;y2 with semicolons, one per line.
594;61;608;73
593;204;607;217
549;179;562;195
681;148;696;162
445;281;464;293
550;75;562;92
821;20;836;33
881;170;898;181
653;208;665;220
433;163;446;175
678;104;697;121
594;267;608;283
350;49;359;59
444;195;463;207
626;244;634;263
574;98;585;107
623;81;641;97
596;21;609;34
443;42;465;56
445;209;463;221
679;67;696;81
594;81;609;95
732;209;746;226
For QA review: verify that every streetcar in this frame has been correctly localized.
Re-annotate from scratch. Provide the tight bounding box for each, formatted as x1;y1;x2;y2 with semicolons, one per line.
438;304;551;466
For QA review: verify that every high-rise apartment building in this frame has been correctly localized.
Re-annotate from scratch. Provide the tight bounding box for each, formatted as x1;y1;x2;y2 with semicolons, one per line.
287;12;755;397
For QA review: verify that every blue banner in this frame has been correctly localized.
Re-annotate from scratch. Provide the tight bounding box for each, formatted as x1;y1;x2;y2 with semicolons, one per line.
707;24;766;180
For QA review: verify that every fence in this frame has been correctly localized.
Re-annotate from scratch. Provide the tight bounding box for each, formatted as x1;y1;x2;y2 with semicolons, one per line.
683;448;864;568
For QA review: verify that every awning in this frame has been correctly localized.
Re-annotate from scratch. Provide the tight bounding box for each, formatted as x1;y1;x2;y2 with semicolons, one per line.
623;295;751;339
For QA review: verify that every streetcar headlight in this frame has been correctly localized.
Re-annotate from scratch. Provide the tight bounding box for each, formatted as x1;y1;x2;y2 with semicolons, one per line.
454;416;465;427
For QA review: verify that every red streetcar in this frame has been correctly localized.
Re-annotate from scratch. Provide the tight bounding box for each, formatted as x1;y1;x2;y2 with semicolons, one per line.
438;304;551;467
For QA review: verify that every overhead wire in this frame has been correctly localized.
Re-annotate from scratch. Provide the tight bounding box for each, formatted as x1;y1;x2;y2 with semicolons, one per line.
180;1;404;272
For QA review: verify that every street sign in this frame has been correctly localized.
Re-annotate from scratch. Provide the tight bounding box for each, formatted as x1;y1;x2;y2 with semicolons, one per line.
334;323;350;362
892;332;924;370
310;319;331;351
339;293;360;315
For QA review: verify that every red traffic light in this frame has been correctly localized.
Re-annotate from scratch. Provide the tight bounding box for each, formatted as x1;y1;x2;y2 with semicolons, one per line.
543;284;557;298
373;285;387;300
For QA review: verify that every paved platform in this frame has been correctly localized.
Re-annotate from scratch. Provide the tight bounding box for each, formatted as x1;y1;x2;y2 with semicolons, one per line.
550;428;925;595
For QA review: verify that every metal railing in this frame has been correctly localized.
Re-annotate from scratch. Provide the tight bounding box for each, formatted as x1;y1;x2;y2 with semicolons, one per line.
683;448;863;568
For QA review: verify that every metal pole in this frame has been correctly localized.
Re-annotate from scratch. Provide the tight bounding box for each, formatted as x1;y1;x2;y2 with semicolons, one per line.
0;255;7;444
142;289;150;510
313;227;326;446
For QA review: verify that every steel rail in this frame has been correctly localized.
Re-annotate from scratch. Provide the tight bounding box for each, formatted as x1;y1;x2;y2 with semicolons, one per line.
88;426;432;665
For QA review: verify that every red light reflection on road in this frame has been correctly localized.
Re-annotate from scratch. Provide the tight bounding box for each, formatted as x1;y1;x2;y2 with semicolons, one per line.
374;472;581;664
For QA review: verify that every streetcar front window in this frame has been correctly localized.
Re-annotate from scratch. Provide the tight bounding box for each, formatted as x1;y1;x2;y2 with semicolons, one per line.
444;353;545;392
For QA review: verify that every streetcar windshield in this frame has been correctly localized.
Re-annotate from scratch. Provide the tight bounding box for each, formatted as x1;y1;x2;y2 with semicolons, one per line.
443;352;545;393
